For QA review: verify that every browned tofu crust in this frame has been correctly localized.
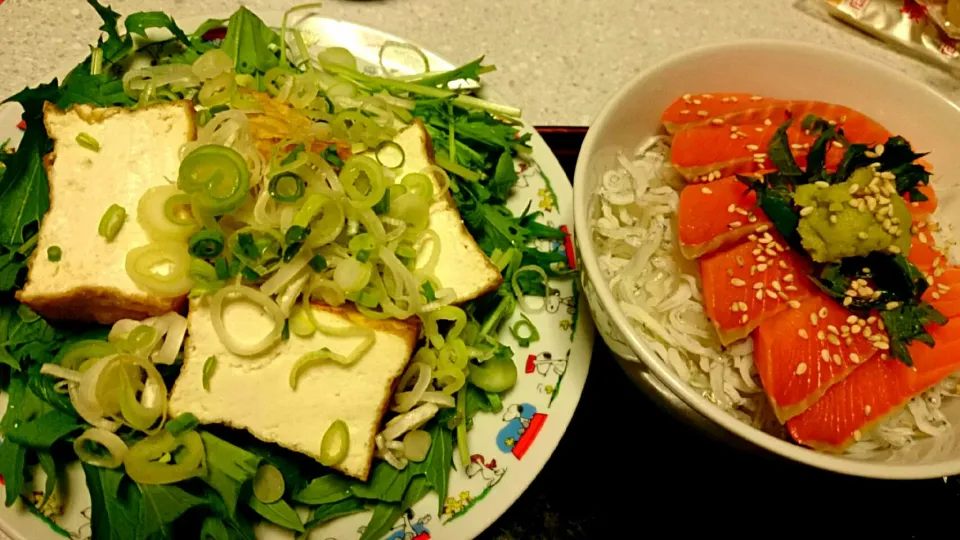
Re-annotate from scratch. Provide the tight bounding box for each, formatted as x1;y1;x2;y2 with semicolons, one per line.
15;101;197;324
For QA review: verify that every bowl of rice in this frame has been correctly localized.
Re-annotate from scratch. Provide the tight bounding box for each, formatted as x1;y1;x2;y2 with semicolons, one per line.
573;40;960;478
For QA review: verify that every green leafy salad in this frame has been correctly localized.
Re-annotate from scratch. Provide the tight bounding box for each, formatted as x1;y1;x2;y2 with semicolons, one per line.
0;2;571;538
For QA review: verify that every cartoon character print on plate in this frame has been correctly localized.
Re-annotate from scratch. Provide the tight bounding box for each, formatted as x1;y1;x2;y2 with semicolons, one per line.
525;349;569;404
496;403;547;460
441;453;506;523
381;510;432;540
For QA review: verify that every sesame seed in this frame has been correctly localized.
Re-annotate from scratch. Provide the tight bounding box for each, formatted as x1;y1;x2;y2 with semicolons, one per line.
757;263;768;272
722;97;730;103
693;99;702;105
933;292;942;300
845;289;857;298
795;362;808;375
791;143;803;150
851;325;862;334
682;93;692;101
728;221;743;228
845;315;857;324
753;282;764;290
751;95;763;101
833;354;842;366
731;303;740;312
766;290;778;300
830;215;838;224
788;300;801;309
828;334;841;346
888;245;901;254
752;249;762;256
936;268;945;277
748;234;758;241
764;119;772;126
815;181;830;188
745;144;759;151
850;353;860;364
739;302;748;311
849;184;860;195
750;266;757;276
798;329;809;339
821;349;830;362
831;140;843;148
697;110;709;117
863;327;873;338
853;430;862;442
818;307;829;319
864;150;877;158
735;208;749;216
875;342;890;350
729;134;737;139
864;405;872;416
817;330;826;341
710;118;724;125
827;325;839;335
701;187;713;194
785;285;798;292
757;255;767;263
755;127;764;132
731;278;746;287
772;281;782;291
875;143;885;156
749;215;758;223
810;314;819;326
783;274;795;283
858;232;868;240
886;301;901;310
755;290;763;300
779;261;789;269
912;202;920;208
680;109;690;115
740;314;749;324
940;283;951;292
799;206;814;217
753;153;767;159
841;325;850;334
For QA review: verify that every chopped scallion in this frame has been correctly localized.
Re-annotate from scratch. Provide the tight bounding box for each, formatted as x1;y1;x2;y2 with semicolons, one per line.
89;47;103;76
509;313;540;347
202;356;217;391
46;245;62;262
268;172;306;203
241;267;261;282
281;319;290;341
374;140;405;168
76;132;100;152
165;413;199;437
98;204;126;241
422;281;436;303
319;419;349;467
284;225;308;245
309;253;327;272
188;229;226;258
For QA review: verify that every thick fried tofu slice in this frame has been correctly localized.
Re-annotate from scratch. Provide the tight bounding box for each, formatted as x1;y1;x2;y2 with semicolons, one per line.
16;101;197;323
168;300;420;481
387;122;502;304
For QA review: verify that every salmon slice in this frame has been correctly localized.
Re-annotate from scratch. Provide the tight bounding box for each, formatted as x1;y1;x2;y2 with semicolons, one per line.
700;232;818;345
787;319;960;452
661;93;777;134
670;124;858;181
924;266;960;318
662;94;890;138
908;231;943;271
677;176;773;259
754;292;886;423
906;184;938;220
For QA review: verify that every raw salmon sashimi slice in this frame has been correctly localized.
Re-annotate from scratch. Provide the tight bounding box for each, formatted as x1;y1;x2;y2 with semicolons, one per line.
670;124;857;182
907;232;960;318
661;93;780;134
662;93;891;140
753;292;887;423
677;176;773;260
787;319;960;452
700;231;818;345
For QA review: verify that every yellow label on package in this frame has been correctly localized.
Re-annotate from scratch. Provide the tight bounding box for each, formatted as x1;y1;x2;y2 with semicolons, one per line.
826;0;960;68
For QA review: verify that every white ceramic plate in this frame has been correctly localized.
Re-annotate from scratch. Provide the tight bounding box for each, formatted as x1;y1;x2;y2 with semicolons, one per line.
574;40;960;479
0;11;593;539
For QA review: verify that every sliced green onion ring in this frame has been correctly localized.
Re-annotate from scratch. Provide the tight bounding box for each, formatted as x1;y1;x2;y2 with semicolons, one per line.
318;47;357;70
378;41;429;75
319;419;350;467
202;356;217;391
375;140;405;169
210;285;285;356
189;229;226;258
178;145;250;215
138;185;199;241
512;265;550;314
98;204;127;242
125;242;194;297
76;132;100;152
400;173;433;199
333;257;373;295
198;72;237;108
510;313;540;348
339;156;386;208
192;49;233;80
254;464;286;504
124;431;205;485
268;172;306;203
74;427;128;468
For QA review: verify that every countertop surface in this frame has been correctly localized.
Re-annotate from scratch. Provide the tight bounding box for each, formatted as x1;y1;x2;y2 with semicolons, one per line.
2;0;960;126
3;1;960;539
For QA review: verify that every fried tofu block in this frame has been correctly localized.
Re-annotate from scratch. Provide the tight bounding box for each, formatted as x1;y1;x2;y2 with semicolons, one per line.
168;300;420;481
17;101;197;323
